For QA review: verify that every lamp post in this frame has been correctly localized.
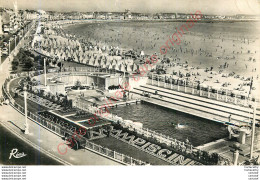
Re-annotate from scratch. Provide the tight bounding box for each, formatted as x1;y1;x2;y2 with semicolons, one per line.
14;35;17;48
44;58;47;86
225;89;228;102
164;76;166;88
191;81;194;94
184;80;186;93
151;73;153;85
24;87;29;134
8;40;11;55
170;78;172;89
208;86;210;98
0;49;2;71
177;79;180;91
250;102;256;159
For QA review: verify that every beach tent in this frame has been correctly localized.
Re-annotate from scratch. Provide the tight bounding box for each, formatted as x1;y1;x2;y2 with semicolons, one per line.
108;64;113;70
119;64;126;72
89;59;94;66
100;60;105;66
105;60;110;67
89;56;95;63
132;63;138;71
113;64;119;71
94;60;100;67
126;64;132;72
107;56;113;61
102;64;107;69
74;56;79;63
112;60;117;66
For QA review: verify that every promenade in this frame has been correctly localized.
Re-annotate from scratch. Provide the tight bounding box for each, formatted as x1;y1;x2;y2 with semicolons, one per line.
0;26;122;165
0;105;121;165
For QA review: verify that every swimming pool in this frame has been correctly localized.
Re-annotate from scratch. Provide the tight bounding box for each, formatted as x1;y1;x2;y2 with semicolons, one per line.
110;103;228;146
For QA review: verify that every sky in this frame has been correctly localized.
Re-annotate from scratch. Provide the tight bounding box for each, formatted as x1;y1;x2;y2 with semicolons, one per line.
0;0;260;15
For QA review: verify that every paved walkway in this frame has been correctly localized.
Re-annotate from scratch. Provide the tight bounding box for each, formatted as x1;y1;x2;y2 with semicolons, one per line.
0;105;121;165
0;54;12;97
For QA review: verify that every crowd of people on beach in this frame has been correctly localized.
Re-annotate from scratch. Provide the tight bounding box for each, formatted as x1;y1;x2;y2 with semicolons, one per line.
32;20;259;100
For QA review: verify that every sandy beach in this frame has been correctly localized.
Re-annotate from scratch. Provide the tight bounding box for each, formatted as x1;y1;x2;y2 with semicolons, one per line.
63;21;260;77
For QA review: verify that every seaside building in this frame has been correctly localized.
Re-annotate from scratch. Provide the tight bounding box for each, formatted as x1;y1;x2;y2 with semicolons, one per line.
136;14;149;20
25;10;38;20
236;14;260;20
82;13;94;19
107;12;121;20
161;13;176;19
153;13;162;19
176;13;189;19
124;9;132;20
